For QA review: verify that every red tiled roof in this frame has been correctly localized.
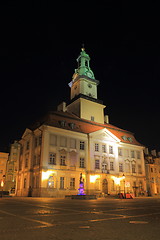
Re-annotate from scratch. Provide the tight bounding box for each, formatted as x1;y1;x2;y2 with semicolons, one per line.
34;110;143;146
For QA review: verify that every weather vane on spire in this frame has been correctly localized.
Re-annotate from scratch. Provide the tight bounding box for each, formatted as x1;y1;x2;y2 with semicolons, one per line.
81;43;85;51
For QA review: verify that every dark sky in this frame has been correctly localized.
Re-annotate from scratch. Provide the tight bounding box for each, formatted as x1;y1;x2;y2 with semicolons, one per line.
0;1;160;152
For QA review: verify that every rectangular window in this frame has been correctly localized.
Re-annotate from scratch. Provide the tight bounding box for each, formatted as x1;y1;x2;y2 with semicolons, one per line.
138;164;142;174
95;143;99;152
102;144;106;153
132;164;136;173
118;148;122;156
131;150;135;158
109;146;113;154
137;151;140;159
110;162;114;171
24;178;27;189
119;163;123;172
95;159;100;169
80;141;85;150
25;156;28;168
50;134;57;146
60;177;64;189
91;116;94;121
125;162;130;173
80;157;85;168
33;155;36;166
48;176;54;188
26;141;30;151
49;153;56;165
70;178;75;189
60;155;66;166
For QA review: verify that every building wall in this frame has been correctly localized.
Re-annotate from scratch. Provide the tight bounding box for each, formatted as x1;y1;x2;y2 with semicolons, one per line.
0;152;9;189
145;153;160;196
5;141;20;193
16;125;146;198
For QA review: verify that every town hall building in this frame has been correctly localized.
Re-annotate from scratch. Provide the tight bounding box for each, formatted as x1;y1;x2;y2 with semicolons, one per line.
16;47;146;197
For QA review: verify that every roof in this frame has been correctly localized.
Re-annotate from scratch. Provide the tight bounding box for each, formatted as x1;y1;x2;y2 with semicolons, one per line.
30;110;143;147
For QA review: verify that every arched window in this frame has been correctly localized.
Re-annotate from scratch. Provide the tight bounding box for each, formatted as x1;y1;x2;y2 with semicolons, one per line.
48;176;54;188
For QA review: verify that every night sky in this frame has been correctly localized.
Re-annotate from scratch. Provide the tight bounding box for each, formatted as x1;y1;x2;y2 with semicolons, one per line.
0;2;160;152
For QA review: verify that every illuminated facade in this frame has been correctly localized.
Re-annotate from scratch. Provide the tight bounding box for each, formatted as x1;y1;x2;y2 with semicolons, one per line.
5;141;20;194
145;149;160;196
0;152;9;189
16;48;146;197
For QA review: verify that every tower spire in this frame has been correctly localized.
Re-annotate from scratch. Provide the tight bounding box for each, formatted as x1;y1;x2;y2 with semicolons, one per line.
81;43;85;51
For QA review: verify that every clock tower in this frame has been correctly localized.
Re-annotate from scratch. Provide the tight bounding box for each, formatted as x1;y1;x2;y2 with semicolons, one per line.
67;47;106;124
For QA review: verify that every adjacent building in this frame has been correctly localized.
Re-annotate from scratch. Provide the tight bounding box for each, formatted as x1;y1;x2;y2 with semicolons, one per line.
5;141;21;194
16;48;146;197
0;152;9;189
145;149;160;196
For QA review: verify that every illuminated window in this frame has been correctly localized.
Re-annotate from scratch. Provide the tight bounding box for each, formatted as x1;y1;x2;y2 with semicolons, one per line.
80;158;85;168
109;146;113;154
70;178;75;189
102;144;106;153
131;150;135;158
95;143;99;151
95;160;100;169
118;148;122;156
119;163;123;172
132;163;136;173
125;162;130;173
60;155;66;166
60;177;64;189
110;162;114;171
48;176;54;188
49;153;56;165
80;141;85;150
137;151;140;159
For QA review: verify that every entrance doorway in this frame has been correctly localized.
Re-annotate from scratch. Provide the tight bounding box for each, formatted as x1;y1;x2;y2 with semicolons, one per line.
102;179;108;194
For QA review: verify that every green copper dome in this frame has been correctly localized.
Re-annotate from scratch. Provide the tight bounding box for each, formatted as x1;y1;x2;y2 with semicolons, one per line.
72;48;95;80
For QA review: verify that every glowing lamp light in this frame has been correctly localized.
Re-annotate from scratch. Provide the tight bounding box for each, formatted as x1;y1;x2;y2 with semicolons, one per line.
42;170;55;181
1;180;4;187
90;175;100;183
111;175;125;185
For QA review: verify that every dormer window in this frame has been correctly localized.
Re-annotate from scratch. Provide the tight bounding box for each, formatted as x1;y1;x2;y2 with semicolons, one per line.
68;123;75;129
59;120;66;128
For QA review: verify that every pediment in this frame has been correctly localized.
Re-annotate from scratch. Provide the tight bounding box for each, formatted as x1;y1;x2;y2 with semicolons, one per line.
21;128;32;139
89;128;120;143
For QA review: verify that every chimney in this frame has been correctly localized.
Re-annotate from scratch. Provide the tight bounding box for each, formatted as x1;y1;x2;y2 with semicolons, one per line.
144;148;149;155
104;115;109;124
57;102;67;112
151;149;157;157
